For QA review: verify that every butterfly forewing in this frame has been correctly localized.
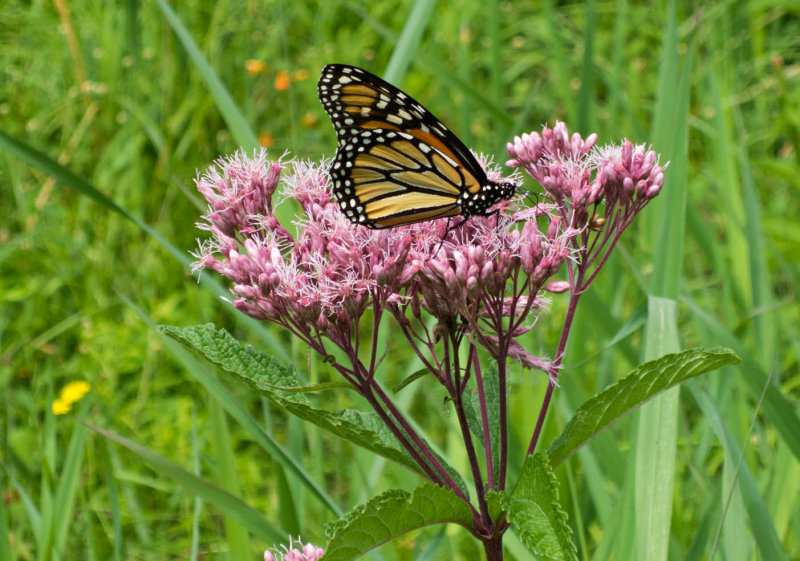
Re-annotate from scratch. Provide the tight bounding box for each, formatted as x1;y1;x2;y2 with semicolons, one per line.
318;64;513;228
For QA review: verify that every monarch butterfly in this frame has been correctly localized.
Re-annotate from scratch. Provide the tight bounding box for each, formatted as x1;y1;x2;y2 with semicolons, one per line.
318;64;517;229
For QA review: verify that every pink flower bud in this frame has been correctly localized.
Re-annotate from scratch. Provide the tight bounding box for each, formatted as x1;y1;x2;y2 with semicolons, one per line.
545;280;571;293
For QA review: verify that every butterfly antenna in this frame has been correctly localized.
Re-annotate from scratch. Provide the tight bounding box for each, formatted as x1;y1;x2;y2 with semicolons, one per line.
520;188;542;212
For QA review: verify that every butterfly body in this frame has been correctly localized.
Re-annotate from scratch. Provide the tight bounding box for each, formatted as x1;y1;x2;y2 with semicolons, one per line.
318;64;516;229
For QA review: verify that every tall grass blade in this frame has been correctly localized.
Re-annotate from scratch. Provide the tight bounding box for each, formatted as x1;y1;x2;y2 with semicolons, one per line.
103;443;124;561
576;0;595;132
86;423;286;544
735;108;777;366
51;401;89;560
687;382;788;561
383;0;437;84
632;0;692;558
0;488;13;561
683;298;800;460
211;401;253;559
121;296;342;515
152;0;258;150
190;407;203;561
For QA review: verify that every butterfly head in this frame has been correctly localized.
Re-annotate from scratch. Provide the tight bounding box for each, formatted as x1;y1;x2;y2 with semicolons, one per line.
464;179;518;219
494;181;518;201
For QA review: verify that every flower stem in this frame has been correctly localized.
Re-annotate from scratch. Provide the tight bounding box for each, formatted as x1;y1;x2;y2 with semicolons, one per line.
497;336;509;489
526;283;582;456
367;378;473;505
472;348;495;490
482;535;504;561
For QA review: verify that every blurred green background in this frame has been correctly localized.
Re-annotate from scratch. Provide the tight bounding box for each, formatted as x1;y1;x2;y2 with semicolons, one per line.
1;0;798;559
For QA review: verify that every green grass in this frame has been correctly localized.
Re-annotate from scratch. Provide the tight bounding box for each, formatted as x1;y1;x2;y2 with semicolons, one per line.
1;0;798;559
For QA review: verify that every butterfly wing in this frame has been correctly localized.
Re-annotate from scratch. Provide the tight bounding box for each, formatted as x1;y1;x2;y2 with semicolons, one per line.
318;64;491;228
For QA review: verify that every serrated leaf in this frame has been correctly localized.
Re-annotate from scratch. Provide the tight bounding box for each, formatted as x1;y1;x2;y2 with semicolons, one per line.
162;324;420;473
162;324;466;492
548;347;739;466
322;484;473;561
487;454;576;560
500;453;577;561
263;381;354;393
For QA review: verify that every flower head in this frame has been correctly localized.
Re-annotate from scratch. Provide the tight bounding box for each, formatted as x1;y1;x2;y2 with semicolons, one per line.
264;537;323;561
507;123;665;289
193;126;663;385
52;381;91;415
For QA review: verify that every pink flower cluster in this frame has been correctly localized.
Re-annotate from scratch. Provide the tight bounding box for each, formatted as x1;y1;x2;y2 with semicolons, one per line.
193;149;571;382
193;123;665;522
508;122;666;288
264;537;323;561
193;123;664;384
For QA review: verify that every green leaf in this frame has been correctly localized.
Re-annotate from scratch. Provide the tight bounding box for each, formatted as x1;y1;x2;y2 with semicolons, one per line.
498;453;577;561
322;483;473;561
265;381;354;394
124;299;339;515
462;363;500;473
162;324;464;489
391;368;432;394
548;347;740;467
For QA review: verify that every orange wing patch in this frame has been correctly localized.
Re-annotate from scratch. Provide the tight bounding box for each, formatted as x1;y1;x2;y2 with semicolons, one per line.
370;144;421;170
354;181;407;203
391;140;429;166
341;95;376;105
392;170;462;195
373;205;461;228
355;153;404;171
341;84;377;97
365;192;460;220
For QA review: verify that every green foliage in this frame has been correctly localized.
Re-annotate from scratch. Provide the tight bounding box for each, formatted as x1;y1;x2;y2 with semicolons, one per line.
86;422;286;544
322;484;473;560
548;347;740;466
1;0;798;559
163;324;468;493
462;363;501;473
491;454;577;561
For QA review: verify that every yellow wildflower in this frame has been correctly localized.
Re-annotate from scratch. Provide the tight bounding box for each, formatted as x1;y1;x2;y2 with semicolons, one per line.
60;381;91;405
52;399;71;415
